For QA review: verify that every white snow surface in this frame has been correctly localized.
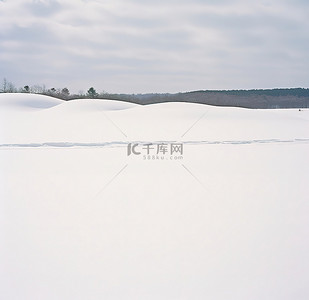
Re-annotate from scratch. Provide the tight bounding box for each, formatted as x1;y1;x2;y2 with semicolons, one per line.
1;93;309;300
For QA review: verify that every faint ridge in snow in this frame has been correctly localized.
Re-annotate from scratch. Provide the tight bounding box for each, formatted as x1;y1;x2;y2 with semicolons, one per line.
1;138;309;149
51;98;140;112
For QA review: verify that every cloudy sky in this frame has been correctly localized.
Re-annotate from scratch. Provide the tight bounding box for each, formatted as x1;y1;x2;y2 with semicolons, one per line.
0;0;308;94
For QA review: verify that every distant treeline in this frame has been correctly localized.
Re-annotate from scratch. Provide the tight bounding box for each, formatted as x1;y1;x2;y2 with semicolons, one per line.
1;78;308;109
137;89;309;109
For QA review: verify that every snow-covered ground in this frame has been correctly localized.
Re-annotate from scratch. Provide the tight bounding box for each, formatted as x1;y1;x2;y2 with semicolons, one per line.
1;93;309;300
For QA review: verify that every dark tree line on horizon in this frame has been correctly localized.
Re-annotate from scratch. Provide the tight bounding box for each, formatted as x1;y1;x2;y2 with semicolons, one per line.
1;77;309;109
0;78;101;100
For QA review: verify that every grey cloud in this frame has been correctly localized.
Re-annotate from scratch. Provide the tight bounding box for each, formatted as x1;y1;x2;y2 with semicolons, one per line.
0;24;57;44
24;0;62;17
0;0;309;93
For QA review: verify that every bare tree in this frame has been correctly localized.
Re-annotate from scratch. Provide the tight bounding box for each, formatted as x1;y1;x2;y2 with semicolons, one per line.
1;78;17;93
1;78;8;92
30;84;45;94
61;87;70;99
7;81;17;93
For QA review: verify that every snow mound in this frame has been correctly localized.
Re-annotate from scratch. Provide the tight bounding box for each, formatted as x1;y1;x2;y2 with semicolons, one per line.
0;93;63;111
50;98;140;112
1;93;309;144
0;94;140;112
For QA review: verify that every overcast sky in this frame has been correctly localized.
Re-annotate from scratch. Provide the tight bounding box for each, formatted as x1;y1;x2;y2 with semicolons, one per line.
0;0;308;94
